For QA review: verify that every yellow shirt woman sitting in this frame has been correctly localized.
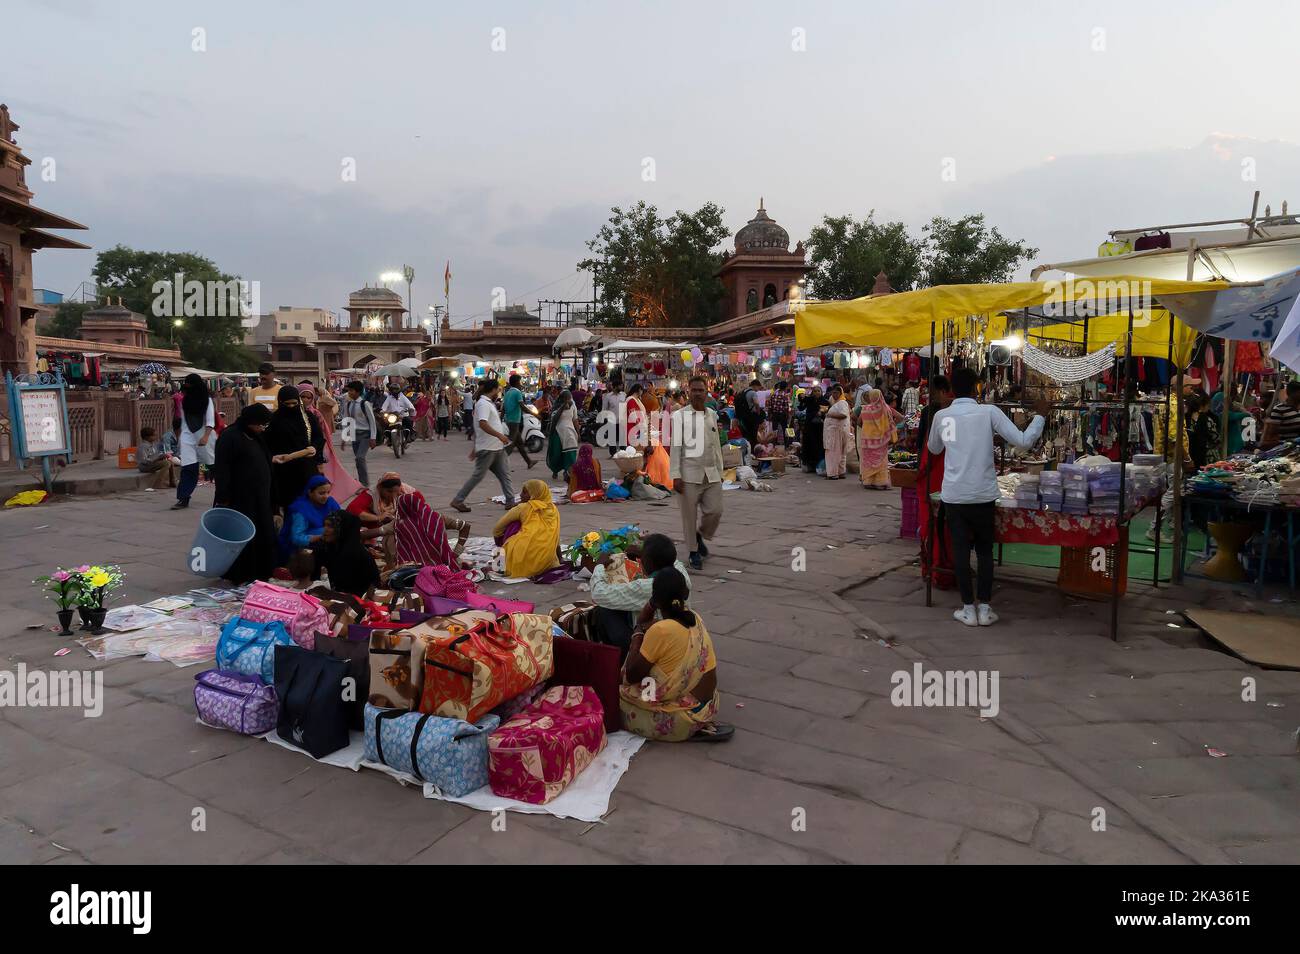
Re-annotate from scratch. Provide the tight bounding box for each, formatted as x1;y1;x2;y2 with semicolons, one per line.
492;478;561;578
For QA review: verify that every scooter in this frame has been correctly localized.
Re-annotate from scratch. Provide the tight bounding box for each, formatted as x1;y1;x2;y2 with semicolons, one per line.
381;411;414;458
521;405;546;454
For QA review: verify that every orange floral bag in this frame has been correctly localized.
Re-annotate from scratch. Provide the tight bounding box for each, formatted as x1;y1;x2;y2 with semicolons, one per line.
419;613;553;723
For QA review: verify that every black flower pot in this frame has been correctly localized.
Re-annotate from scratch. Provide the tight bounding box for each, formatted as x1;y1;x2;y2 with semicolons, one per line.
77;607;93;631
87;607;107;635
57;609;75;636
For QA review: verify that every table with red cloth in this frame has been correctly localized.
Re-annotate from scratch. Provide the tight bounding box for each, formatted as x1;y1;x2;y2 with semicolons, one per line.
928;494;1157;548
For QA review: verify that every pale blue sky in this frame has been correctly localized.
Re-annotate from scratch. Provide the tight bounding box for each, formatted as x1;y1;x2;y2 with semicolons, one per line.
10;0;1300;323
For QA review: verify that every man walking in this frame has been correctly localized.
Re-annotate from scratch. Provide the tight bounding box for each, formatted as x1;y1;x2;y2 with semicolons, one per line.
670;376;725;571
462;385;475;439
248;362;280;410
502;373;537;468
926;367;1047;627
451;378;513;513
341;380;377;487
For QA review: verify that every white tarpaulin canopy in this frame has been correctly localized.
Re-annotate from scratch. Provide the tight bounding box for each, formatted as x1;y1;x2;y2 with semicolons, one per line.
1034;234;1300;283
598;339;690;353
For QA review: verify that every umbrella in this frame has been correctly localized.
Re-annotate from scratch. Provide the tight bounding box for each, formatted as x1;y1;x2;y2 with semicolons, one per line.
372;361;418;378
137;362;169;375
418;355;461;370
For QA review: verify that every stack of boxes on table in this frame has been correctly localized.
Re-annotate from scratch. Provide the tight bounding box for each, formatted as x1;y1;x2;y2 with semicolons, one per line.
1006;458;1165;516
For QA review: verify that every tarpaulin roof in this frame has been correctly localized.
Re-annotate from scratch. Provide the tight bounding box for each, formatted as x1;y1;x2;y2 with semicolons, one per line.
1034;234;1300;283
794;276;1226;351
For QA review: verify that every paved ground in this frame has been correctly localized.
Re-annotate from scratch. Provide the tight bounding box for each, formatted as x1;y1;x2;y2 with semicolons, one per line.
2;433;1299;864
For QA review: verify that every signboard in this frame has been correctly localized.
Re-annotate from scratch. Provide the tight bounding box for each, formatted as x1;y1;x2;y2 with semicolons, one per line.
19;387;67;455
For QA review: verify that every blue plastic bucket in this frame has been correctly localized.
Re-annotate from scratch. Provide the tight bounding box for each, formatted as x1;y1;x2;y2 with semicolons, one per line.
189;507;256;577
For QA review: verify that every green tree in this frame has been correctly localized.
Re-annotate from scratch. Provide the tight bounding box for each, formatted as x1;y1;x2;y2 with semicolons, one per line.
919;214;1039;286
44;301;91;340
805;212;925;299
578;201;730;327
92;245;258;370
804;211;1039;299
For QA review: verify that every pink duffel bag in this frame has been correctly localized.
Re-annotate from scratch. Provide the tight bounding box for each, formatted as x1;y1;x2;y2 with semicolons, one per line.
488;685;606;804
239;581;329;651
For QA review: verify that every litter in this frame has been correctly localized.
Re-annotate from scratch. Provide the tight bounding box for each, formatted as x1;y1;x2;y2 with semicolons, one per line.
1266;701;1285;708
53;648;70;656
1206;747;1228;758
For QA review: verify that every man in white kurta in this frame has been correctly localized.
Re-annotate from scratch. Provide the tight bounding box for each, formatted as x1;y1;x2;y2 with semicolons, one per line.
670;377;726;570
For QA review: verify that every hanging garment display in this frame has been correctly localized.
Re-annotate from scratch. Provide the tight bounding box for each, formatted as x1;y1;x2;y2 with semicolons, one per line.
1020;340;1118;384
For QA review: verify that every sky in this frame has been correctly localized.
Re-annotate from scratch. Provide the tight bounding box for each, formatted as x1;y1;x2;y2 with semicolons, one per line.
9;0;1300;327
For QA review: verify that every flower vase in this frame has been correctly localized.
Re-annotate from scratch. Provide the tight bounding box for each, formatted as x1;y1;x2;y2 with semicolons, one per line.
87;607;108;635
57;609;75;636
77;607;93;631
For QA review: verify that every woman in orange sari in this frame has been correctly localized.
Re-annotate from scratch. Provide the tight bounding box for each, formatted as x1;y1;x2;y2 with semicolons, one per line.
855;388;898;489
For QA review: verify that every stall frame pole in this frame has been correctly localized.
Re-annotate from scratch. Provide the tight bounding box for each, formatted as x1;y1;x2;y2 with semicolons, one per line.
924;319;936;609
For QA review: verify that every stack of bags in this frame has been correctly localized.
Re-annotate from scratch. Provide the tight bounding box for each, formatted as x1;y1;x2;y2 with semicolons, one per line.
1015;473;1042;510
1038;470;1064;512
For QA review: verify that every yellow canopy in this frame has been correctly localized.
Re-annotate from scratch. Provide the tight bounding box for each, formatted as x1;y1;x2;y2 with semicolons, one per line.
794;276;1226;352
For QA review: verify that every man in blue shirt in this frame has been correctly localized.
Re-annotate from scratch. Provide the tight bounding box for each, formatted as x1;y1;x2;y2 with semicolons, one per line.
927;367;1047;627
502;373;536;469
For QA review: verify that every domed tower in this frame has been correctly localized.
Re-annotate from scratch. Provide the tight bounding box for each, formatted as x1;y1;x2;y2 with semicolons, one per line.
716;199;809;320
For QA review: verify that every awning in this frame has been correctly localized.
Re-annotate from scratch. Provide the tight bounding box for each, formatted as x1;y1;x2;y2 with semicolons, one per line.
794;276;1227;351
598;339;691;354
1034;234;1300;283
553;327;597;351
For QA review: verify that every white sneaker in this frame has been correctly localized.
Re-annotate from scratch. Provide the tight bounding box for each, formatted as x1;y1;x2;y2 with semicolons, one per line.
977;604;998;626
953;605;979;627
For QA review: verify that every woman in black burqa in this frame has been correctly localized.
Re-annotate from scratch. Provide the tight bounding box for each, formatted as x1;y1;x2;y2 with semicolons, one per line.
212;403;277;584
266;384;325;512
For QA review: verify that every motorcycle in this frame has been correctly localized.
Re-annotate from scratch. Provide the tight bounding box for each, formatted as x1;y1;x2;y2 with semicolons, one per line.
381;411;414;458
521;404;546;454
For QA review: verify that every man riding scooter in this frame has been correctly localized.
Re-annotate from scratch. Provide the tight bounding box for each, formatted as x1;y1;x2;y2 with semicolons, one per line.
381;383;416;454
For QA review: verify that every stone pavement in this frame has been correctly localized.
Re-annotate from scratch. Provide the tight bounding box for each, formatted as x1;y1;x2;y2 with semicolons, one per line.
2;433;1298;864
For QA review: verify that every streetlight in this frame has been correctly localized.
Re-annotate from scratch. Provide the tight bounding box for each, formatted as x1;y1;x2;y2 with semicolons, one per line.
171;318;183;344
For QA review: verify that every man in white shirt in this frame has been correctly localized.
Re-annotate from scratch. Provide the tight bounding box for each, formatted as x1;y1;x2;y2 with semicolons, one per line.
450;378;512;512
381;383;415;419
926;367;1048;627
601;377;626;456
901;381;920;418
670;376;726;570
461;387;475;438
341;379;378;486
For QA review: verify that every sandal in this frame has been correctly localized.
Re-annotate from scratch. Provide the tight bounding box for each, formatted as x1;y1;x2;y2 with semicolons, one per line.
687;723;735;743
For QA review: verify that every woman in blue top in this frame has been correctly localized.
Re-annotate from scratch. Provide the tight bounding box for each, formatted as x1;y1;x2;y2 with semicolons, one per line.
278;475;339;564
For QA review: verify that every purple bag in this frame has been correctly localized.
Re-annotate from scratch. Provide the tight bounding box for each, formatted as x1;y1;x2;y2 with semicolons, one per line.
194;669;278;736
422;596;472;617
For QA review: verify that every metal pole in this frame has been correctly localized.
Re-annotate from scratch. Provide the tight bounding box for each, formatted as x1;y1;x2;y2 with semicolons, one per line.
1171;242;1194;584
925;320;936;609
1112;304;1134;641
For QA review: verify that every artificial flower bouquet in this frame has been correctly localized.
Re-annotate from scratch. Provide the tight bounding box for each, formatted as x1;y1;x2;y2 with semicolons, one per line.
565;524;641;569
75;564;125;609
34;567;82;611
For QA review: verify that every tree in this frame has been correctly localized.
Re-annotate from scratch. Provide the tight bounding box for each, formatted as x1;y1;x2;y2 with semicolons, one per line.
919;214;1038;287
92;245;259;370
804;211;1039;299
45;301;91;340
578;201;730;327
805;213;925;299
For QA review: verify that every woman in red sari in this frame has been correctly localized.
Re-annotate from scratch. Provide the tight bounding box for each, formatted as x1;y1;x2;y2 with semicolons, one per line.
392;492;466;568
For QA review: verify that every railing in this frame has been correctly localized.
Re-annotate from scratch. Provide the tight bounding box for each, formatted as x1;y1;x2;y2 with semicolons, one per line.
66;402;103;461
103;391;133;431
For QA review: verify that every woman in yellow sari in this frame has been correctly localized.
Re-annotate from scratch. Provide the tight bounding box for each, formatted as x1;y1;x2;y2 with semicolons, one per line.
855;388;898;489
492;478;561;577
619;568;733;742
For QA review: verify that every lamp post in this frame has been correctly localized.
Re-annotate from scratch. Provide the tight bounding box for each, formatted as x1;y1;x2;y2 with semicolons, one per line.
171;318;183;344
402;264;415;330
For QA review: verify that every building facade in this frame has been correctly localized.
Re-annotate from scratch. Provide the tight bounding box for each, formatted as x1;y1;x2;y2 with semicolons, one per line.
0;104;90;376
715;199;809;321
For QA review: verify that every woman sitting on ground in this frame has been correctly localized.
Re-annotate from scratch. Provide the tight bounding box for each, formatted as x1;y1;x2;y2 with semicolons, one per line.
567;443;603;494
277;475;339;564
618;567;733;742
391;492;468;570
348;471;424;527
315;510;382;596
492;478;561;578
